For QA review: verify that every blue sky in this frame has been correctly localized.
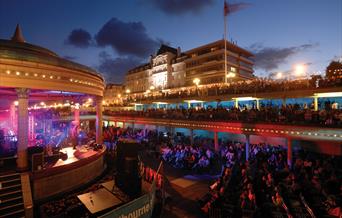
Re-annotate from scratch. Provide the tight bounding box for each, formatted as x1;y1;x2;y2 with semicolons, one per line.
0;0;341;83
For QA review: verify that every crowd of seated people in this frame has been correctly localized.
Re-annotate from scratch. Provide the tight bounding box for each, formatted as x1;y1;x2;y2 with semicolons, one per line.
106;102;342;127
199;142;341;218
161;144;215;172
127;77;342;102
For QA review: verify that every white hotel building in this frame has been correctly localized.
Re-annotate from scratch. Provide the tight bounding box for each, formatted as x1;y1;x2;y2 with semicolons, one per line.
124;39;254;93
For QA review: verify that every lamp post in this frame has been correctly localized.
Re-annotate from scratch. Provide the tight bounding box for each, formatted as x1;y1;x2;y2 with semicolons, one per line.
193;78;200;97
193;78;200;87
226;72;236;83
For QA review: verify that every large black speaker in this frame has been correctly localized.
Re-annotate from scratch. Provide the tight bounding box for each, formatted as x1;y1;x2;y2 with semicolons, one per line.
115;141;142;198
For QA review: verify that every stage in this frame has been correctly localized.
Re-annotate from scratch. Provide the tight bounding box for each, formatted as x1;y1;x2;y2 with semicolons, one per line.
31;145;106;202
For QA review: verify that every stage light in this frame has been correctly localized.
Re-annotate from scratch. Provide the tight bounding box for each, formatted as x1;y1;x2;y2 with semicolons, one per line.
16;71;20;76
14;101;19;106
88;98;92;102
6;70;10;74
126;89;131;94
40;102;45;106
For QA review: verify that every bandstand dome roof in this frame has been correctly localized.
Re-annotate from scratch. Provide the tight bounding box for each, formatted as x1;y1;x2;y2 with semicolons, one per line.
0;25;105;97
0;25;102;78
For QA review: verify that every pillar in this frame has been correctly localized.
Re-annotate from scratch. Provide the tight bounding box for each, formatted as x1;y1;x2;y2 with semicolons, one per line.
74;105;80;126
10;103;17;132
313;96;318;111
16;88;30;170
28;115;35;141
214;131;219;152
170;127;175;137
245;134;250;162
234;99;239;108
287;138;292;168
282;98;286;107
190;129;194;146
96;96;103;144
256;99;260;110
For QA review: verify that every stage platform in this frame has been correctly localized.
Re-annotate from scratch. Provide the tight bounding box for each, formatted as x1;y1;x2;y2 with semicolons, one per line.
31;145;106;201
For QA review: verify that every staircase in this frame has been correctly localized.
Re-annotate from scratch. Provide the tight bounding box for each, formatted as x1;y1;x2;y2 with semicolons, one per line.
0;173;25;218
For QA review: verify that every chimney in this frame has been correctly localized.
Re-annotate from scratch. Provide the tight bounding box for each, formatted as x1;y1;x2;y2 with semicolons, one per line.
177;47;181;57
150;55;154;66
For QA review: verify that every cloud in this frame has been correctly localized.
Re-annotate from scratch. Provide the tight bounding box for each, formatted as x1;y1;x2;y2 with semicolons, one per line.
97;51;143;83
251;43;317;71
65;28;92;48
95;17;159;58
144;0;214;15
228;2;252;14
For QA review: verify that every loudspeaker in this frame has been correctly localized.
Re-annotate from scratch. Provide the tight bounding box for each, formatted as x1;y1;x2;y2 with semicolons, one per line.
115;141;142;198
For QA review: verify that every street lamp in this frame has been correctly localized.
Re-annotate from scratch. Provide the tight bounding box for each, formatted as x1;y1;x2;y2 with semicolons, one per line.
276;72;283;80
125;89;131;94
193;78;200;86
226;72;236;83
295;64;306;78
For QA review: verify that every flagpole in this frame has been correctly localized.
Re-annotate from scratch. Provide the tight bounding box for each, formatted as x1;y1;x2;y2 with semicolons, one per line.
224;1;228;84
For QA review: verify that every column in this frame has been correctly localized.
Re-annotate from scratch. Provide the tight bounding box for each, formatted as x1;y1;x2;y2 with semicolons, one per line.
190;129;194;146
287;138;292;168
256;99;260;110
234;99;239;108
313;96;318;111
170;127;175;137
16;88;30;170
245;134;250;162
74;105;80;126
282;98;286;107
96;96;103;144
214;131;219;152
10;102;17;132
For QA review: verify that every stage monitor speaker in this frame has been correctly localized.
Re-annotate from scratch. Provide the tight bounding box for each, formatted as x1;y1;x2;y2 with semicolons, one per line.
115;141;142;198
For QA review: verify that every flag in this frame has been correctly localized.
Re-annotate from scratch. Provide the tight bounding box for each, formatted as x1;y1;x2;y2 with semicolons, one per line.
224;0;229;16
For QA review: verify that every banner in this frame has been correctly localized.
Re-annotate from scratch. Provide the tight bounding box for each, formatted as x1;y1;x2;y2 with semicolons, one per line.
99;161;163;218
100;194;152;218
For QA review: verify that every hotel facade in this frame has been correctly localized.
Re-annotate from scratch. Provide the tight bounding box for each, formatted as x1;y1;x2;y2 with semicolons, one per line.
124;39;254;94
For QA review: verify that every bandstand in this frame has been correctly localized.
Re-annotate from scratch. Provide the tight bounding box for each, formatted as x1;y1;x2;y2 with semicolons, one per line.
0;25;105;202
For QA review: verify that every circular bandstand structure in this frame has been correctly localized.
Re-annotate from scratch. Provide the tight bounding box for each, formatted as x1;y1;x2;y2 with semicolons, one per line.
0;25;106;201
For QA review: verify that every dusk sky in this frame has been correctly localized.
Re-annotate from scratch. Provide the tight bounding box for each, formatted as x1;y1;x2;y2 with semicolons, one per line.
0;0;341;83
